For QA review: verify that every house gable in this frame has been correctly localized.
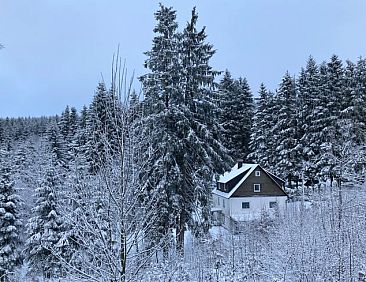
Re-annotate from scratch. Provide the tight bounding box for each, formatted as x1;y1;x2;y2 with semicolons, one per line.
232;166;287;197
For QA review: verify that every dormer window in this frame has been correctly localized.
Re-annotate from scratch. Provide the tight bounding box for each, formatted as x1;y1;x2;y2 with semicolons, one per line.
218;182;226;191
255;170;260;177
254;184;261;192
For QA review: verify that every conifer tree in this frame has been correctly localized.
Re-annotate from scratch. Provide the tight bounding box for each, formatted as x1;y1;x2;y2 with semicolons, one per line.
86;82;122;173
48;125;67;168
26;169;65;279
318;55;345;182
297;56;321;184
179;5;231;239
139;4;183;251
59;106;71;139
235;77;254;159
349;58;366;145
218;71;254;159
139;5;231;252
272;72;300;186
249;84;276;168
0;166;21;281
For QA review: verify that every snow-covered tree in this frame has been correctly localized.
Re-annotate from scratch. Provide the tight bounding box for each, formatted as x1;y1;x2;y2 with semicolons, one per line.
85;82;122;173
350;58;366;145
0;165;22;281
139;5;231;253
25;169;66;279
48;124;67;168
219;71;254;160
297;56;321;185
272;72;300;186
249;84;276;168
318;55;345;183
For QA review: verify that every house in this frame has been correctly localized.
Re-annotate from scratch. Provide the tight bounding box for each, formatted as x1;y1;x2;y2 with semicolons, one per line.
212;161;288;227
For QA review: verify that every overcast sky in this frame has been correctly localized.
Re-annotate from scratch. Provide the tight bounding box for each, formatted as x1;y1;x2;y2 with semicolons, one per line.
1;0;366;117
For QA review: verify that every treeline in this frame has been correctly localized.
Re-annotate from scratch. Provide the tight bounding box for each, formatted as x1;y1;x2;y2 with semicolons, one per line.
250;55;366;189
1;3;366;281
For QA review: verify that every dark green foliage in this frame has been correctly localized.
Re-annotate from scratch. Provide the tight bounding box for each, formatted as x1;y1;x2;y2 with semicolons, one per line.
219;72;253;160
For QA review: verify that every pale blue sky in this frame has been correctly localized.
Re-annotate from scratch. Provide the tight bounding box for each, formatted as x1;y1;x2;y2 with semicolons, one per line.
1;0;366;117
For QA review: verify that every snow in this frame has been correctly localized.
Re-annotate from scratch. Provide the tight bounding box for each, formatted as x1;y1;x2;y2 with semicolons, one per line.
210;207;222;212
4;212;15;220
218;163;258;183
214;163;259;198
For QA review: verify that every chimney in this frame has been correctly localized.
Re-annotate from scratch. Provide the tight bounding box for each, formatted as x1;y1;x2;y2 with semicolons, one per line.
237;159;243;169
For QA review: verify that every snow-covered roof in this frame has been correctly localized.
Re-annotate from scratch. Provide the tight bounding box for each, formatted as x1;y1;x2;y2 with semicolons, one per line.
218;163;258;183
213;163;259;199
211;207;223;212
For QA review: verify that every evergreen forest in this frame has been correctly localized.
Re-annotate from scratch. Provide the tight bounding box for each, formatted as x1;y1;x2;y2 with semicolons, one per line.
1;5;366;282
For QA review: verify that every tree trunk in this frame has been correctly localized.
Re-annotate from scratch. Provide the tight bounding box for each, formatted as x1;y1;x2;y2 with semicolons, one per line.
176;211;185;253
120;225;126;282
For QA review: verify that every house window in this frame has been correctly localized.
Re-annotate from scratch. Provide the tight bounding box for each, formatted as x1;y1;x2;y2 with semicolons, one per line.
222;199;225;208
217;198;220;206
255;170;260;176
218;182;226;191
242;202;250;209
254;184;261;192
269;201;278;208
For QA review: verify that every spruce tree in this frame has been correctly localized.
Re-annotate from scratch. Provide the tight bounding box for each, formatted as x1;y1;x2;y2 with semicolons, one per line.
86;82;122;173
350;58;366;145
59;106;71;139
219;72;254;160
26;169;65;279
139;4;181;251
235;77;254;160
297;56;321;185
179;6;231;239
139;5;231;252
272;72;300;186
0;166;21;281
218;70;236;155
249;84;276;168
48;125;67;168
318;55;345;182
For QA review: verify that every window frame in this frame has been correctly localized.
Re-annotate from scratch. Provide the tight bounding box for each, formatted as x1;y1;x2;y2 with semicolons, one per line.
254;183;261;192
255;170;261;176
242;202;250;209
218;182;226;191
269;201;278;209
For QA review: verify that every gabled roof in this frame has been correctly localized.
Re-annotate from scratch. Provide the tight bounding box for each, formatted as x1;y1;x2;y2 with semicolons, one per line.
214;163;259;199
213;163;286;199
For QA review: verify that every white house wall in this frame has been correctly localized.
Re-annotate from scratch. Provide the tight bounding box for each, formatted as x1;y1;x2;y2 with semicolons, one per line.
212;194;230;215
230;196;287;221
